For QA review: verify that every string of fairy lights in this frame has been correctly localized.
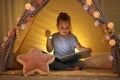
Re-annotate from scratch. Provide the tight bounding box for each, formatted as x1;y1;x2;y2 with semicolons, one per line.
3;0;49;42
77;0;116;66
77;0;116;48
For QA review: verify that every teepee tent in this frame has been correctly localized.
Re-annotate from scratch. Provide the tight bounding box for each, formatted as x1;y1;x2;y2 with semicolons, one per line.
0;0;120;75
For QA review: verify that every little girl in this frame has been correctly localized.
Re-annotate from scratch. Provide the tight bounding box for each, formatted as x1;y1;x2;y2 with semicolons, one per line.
45;12;92;70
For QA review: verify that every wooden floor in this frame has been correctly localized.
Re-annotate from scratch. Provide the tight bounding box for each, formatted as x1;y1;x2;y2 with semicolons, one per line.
0;75;120;80
0;69;120;80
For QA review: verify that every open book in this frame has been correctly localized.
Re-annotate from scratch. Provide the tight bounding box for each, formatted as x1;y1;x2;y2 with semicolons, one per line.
58;48;91;62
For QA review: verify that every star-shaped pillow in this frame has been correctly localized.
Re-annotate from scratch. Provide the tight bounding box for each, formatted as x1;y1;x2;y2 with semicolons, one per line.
17;47;55;76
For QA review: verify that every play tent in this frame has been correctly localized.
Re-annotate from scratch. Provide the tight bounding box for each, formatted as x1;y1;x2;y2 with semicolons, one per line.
0;0;120;75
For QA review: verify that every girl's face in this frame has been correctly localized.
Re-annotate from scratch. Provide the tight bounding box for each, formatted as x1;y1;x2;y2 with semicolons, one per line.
57;20;71;36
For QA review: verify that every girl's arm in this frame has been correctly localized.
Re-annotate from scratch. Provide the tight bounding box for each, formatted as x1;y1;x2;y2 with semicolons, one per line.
46;38;53;52
76;43;85;51
45;30;53;52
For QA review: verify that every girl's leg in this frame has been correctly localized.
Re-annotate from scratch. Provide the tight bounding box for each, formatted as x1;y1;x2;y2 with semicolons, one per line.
66;60;84;70
49;58;68;70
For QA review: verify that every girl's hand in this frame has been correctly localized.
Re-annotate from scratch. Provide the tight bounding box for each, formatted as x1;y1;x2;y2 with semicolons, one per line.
45;29;51;38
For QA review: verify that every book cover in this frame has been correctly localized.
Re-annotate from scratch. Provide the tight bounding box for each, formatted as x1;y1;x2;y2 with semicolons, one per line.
59;48;91;62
